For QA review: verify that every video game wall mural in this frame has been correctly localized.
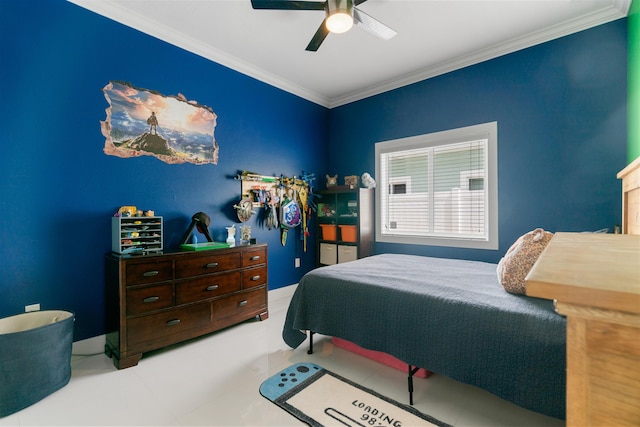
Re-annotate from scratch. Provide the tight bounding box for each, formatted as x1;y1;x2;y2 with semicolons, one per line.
101;81;219;165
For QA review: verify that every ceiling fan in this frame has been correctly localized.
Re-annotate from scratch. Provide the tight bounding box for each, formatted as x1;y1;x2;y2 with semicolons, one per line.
250;0;397;51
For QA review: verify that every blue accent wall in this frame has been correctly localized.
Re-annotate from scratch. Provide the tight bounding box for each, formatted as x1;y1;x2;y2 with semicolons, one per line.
0;0;628;341
0;0;328;340
329;19;628;263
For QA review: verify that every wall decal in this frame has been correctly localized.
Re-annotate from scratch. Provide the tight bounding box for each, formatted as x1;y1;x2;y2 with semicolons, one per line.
101;81;218;165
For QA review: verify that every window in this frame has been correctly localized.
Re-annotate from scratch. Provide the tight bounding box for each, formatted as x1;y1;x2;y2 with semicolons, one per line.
375;122;498;249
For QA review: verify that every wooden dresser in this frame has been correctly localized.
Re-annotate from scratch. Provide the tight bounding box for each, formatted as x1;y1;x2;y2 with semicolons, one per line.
105;244;268;369
618;156;640;235
526;232;640;426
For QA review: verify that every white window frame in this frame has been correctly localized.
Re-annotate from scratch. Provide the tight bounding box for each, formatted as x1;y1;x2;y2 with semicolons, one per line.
375;121;498;250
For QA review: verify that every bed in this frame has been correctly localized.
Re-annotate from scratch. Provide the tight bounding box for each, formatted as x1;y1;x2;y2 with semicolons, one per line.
282;253;566;419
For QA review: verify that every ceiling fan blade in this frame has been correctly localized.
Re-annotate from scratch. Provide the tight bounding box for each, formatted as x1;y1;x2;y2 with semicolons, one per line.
305;19;330;51
250;0;326;10
353;7;397;40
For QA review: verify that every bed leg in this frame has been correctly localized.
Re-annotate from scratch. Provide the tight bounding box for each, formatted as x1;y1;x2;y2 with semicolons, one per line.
408;364;420;405
307;331;315;354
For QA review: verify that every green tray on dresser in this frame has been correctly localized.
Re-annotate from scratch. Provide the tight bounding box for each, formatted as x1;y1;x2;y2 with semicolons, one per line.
180;242;231;251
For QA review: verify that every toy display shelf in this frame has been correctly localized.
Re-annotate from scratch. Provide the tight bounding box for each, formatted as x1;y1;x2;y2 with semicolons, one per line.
112;216;163;255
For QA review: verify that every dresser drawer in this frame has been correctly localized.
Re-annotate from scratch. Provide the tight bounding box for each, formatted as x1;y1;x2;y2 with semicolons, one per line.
126;284;173;315
242;265;267;289
175;272;241;305
127;303;211;347
242;247;267;267
126;261;173;285
175;253;241;279
212;289;266;323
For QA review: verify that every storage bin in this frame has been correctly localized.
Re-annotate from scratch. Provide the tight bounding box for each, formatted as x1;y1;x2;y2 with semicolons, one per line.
338;245;358;263
319;224;337;240
339;225;357;242
319;243;337;265
0;310;74;417
332;337;431;378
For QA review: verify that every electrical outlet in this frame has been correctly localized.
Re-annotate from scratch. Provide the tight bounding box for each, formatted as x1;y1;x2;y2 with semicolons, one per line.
25;303;40;312
295;258;301;268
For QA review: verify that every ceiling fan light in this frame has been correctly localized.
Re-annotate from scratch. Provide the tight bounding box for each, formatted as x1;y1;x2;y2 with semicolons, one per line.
326;12;353;34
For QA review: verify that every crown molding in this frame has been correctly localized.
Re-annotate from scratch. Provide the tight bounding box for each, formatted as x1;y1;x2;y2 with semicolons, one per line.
69;0;629;110
329;0;631;108
67;0;331;107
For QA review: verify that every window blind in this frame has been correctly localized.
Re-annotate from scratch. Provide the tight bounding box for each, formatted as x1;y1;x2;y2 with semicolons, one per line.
380;138;488;241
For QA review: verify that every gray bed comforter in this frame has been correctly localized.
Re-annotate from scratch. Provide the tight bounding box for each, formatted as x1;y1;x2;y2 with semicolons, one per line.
282;254;566;419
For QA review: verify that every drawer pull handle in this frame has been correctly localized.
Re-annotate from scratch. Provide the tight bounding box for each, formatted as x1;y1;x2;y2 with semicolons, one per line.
166;319;181;326
143;296;160;303
206;262;219;268
206;285;219;291
143;270;159;277
250;255;261;261
238;300;248;307
251;275;261;281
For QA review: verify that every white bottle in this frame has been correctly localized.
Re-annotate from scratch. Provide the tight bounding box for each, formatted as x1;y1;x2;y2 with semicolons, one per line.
226;225;236;247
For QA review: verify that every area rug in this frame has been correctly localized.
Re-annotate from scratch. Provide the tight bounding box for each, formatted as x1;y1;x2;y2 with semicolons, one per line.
260;363;451;427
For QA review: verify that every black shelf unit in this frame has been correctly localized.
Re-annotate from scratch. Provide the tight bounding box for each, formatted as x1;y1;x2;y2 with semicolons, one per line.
315;187;373;266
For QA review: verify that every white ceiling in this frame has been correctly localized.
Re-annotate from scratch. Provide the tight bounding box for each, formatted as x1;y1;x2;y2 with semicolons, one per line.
69;0;630;108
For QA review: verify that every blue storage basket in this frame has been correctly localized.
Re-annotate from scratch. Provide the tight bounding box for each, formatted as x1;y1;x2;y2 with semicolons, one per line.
0;310;74;417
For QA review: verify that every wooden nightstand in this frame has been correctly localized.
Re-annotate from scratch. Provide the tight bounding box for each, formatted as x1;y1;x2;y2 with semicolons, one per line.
525;232;640;426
